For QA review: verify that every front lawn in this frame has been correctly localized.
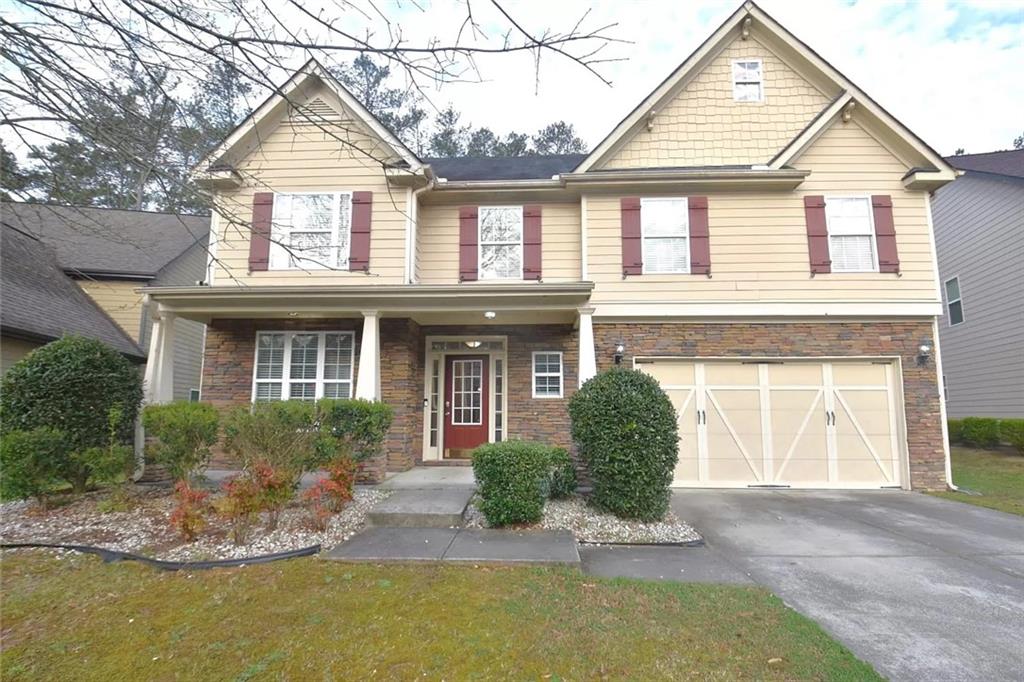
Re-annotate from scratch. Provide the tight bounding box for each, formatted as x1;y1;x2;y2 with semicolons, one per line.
930;446;1024;516
0;551;879;681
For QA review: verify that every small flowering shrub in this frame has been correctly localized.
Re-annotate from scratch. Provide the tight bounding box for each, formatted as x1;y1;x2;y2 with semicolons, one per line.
250;460;294;530
218;476;263;545
301;455;356;531
169;481;210;542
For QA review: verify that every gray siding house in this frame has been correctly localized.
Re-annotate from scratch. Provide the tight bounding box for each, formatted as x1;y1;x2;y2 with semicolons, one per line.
932;150;1024;418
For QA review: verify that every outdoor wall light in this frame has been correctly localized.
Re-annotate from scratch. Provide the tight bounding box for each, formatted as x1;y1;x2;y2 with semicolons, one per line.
917;340;932;366
464;341;482;349
483;311;496;320
613;343;625;365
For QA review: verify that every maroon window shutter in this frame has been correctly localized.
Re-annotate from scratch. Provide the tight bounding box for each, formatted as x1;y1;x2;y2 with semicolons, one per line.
621;197;642;276
349;191;372;272
248;192;274;272
803;195;831;275
523;204;543;280
688;196;710;275
459;206;479;282
871;195;899;274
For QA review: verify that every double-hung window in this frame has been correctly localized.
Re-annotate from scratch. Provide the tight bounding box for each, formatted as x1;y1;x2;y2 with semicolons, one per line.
270;192;352;269
732;59;763;102
532;352;563;398
478;206;523;279
252;331;354;401
824;197;877;272
945;277;965;325
642;197;690;274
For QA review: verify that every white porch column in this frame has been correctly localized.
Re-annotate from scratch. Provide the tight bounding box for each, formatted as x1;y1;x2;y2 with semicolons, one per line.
143;316;164;403
355;310;381;400
578;306;597;388
143;309;176;404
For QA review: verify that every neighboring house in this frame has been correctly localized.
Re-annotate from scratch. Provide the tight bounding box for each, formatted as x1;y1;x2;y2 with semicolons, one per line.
145;1;957;490
1;203;208;400
1;223;145;368
932;149;1024;418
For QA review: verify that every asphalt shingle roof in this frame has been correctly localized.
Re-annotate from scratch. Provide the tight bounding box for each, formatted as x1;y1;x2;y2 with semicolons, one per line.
945;149;1024;180
424;154;587;181
1;203;209;278
1;225;145;359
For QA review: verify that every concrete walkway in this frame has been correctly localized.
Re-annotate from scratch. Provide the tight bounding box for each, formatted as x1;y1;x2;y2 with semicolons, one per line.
669;490;1024;682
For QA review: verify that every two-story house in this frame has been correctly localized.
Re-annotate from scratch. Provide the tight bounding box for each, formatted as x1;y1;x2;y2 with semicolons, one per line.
143;1;957;489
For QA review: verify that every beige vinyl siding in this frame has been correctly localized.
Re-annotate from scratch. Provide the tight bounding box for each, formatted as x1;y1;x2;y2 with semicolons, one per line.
1;336;42;373
586;119;937;304
417;201;582;284
213;82;408;286
600;36;833;169
76;279;144;340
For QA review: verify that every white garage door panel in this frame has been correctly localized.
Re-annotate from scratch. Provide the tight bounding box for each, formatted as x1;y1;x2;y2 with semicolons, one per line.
641;358;903;489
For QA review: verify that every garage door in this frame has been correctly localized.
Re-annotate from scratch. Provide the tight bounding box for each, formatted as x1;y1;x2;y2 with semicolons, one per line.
638;359;904;489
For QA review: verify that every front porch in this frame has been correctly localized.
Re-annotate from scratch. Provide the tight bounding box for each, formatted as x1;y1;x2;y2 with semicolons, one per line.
141;283;597;482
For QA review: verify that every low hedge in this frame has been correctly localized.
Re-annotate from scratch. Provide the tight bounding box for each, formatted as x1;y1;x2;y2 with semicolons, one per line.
316;399;393;462
472;441;566;527
947;419;964;445
960;417;1000;448
998;418;1024;455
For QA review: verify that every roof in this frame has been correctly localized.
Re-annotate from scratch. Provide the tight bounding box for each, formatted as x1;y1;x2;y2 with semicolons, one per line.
1;225;145;359
1;202;208;278
945;149;1024;180
425;154;587;181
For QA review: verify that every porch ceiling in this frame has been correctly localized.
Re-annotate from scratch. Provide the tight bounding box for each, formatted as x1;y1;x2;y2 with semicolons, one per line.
139;282;594;324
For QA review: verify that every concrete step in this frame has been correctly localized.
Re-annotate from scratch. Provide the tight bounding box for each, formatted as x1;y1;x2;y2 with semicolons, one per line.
367;488;474;528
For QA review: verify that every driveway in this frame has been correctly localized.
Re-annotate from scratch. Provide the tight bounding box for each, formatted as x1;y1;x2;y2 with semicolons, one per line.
667;490;1024;682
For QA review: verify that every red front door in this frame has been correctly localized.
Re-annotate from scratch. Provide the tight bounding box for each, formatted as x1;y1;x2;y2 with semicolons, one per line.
443;355;489;459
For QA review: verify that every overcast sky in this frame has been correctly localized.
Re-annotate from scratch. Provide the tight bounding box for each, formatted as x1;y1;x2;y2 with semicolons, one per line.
402;0;1023;156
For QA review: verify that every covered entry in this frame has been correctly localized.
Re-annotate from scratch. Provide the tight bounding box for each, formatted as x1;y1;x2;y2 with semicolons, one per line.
638;358;907;489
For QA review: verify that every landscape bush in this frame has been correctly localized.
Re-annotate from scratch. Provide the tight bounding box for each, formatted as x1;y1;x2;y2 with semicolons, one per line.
248;460;294;530
143;401;220;482
960;417;1000;449
569;368;678;522
547;447;578;499
169;481;210;541
217;475;263;545
0;427;68;507
316;399;393;462
303;455;356;531
946;418;964;445
472;441;554;527
0;336;143;492
998;418;1024;455
222;401;334;488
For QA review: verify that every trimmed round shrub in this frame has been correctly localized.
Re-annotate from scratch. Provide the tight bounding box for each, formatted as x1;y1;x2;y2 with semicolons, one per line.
143;401;220;482
569;368;678;521
1;336;143;492
472;441;553;526
960;417;1000;449
946;419;964;445
316;398;393;462
547;447;578;499
999;418;1024;455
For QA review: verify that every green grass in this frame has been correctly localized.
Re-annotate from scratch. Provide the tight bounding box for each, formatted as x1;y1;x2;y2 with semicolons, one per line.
930;446;1024;516
0;550;879;681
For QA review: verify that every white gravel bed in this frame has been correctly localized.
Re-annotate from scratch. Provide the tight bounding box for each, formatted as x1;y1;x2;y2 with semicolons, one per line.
464;496;702;545
0;487;390;562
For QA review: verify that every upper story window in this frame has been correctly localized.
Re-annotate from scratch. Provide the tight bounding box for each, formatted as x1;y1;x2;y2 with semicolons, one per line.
945;277;965;325
479;206;523;279
252;331;354;401
732;59;763;102
271;192;351;270
824;197;877;272
642;197;690;274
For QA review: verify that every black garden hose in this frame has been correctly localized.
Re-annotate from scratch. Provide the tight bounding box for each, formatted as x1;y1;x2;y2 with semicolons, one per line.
0;542;320;570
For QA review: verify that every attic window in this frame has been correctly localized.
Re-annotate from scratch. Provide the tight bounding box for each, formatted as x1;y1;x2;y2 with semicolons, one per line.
732;59;763;102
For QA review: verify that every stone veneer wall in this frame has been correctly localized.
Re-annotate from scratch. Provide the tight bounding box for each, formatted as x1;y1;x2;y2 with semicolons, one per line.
592;320;947;490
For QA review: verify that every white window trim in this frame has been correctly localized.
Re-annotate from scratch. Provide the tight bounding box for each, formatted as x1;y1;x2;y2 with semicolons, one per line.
641;197;691;275
532;351;564;399
944;275;965;326
250;330;355;402
477;205;524;280
269;191;353;271
731;58;764;103
824;195;879;273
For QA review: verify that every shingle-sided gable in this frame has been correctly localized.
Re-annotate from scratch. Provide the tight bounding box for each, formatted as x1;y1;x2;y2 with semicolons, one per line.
600;35;834;169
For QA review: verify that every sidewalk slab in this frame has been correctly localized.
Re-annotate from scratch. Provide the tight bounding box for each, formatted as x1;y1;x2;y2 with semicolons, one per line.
367;488;473;528
323;527;457;562
381;467;476;489
444;529;580;565
579;545;754;584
